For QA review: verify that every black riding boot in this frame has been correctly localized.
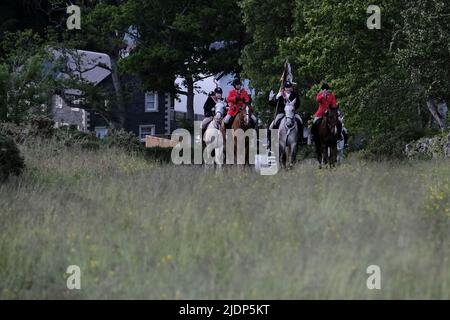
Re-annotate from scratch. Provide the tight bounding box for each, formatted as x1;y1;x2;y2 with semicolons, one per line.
267;120;279;153
267;127;272;152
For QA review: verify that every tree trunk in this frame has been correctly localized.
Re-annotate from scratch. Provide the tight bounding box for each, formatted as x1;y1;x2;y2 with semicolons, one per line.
426;98;445;132
417;102;423;129
0;90;7;122
186;76;195;123
110;56;126;129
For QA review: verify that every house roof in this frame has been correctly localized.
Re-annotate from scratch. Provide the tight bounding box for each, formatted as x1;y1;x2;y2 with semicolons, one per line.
53;49;112;86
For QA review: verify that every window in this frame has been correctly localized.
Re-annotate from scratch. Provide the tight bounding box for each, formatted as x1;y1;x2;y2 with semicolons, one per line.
145;92;159;112
55;95;64;109
95;127;108;139
139;125;155;142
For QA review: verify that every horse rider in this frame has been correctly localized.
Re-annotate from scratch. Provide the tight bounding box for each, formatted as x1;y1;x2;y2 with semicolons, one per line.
267;81;304;151
201;87;224;137
223;78;257;129
311;83;343;142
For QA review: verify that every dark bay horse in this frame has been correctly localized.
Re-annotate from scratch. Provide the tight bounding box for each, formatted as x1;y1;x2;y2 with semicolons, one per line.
315;106;339;168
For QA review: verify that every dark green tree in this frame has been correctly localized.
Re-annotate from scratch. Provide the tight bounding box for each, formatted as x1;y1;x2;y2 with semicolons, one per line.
395;0;450;131
122;0;246;123
0;30;61;123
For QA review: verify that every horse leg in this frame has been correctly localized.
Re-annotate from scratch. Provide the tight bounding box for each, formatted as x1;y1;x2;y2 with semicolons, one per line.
279;145;286;168
315;140;322;168
286;146;291;168
215;142;224;171
322;144;329;166
291;143;298;167
331;144;338;167
246;138;250;166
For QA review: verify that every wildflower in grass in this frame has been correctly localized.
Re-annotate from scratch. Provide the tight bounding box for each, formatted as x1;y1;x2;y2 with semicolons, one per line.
162;255;173;264
90;260;99;269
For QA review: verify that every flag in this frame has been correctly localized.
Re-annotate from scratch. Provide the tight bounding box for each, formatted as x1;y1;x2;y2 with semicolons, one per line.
280;60;293;89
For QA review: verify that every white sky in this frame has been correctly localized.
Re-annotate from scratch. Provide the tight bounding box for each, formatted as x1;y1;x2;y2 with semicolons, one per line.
174;76;216;115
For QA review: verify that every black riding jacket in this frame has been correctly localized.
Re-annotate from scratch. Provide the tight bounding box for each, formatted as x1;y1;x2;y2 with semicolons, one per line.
203;96;223;117
269;92;300;115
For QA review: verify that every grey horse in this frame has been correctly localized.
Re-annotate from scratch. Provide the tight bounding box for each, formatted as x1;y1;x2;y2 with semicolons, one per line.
203;101;227;168
278;99;299;168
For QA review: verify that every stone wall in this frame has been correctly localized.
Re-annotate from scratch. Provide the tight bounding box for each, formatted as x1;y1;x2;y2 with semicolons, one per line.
405;133;450;159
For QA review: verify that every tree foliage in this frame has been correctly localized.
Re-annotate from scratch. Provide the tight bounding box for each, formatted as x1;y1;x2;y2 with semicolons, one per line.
121;0;246;121
0;30;62;123
242;0;448;156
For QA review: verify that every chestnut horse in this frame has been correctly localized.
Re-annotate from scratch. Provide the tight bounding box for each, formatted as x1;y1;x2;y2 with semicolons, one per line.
221;105;254;165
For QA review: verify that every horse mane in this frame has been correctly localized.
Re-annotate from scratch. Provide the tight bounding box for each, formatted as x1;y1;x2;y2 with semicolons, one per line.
232;107;248;129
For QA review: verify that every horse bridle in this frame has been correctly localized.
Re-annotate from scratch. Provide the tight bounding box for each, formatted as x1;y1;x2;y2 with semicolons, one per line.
236;104;250;127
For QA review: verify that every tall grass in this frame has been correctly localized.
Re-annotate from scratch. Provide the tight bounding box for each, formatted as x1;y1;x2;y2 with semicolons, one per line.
1;138;450;299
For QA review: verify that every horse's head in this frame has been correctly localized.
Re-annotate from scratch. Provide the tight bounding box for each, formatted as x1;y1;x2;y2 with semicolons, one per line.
284;98;296;128
324;105;339;135
236;104;251;128
214;101;226;120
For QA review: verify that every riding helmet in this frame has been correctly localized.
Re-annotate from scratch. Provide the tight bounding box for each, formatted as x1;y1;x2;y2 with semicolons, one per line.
214;87;223;94
232;78;242;87
321;83;330;90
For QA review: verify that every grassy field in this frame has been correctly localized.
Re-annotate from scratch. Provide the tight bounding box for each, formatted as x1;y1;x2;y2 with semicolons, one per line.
1;138;450;299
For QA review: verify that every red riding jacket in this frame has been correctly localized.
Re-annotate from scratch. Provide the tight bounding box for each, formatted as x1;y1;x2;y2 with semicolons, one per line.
227;89;251;117
315;90;337;118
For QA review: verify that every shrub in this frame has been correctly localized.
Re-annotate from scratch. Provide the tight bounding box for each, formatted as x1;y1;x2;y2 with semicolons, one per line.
0;116;56;144
0;122;26;144
54;126;98;148
102;129;142;153
29;115;55;138
0;133;25;181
